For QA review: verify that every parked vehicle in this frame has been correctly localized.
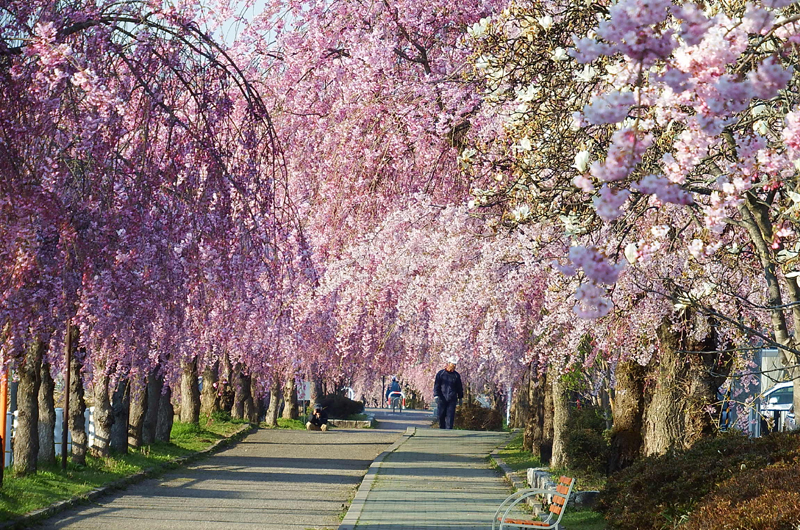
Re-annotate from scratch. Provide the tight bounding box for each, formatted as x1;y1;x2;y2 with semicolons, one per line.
759;381;795;434
760;381;793;412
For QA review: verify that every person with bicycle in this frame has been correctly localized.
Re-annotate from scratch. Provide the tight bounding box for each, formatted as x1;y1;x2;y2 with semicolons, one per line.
386;376;403;413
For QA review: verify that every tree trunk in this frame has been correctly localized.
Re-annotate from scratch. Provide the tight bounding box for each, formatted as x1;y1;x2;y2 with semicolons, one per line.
264;376;281;427
310;377;322;406
219;353;234;413
523;369;553;463
142;369;161;445
128;376;146;448
241;372;255;422
248;374;259;423
110;377;129;454
200;362;220;418
643;313;722;456
180;359;200;424
282;373;298;420
14;340;43;476
38;361;56;465
510;367;531;429
232;363;245;420
92;372;113;457
550;367;570;469
155;384;174;443
608;360;647;473
68;344;87;466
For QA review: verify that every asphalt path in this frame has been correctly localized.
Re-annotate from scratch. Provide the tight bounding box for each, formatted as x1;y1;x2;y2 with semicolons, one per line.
34;407;432;530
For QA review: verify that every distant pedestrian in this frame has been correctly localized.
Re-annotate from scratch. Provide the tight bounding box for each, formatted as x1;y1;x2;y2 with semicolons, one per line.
433;357;463;429
386;376;403;413
306;404;328;431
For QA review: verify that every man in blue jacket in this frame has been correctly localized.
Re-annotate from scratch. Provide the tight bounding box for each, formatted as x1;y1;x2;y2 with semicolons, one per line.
433;357;463;429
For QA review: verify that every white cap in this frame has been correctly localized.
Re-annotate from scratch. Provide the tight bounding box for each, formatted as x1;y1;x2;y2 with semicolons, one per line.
446;356;459;364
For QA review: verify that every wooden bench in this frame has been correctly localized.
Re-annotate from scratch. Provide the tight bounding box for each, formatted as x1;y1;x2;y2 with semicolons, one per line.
493;475;575;529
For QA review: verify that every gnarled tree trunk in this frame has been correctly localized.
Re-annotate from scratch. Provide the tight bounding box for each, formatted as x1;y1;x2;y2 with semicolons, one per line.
110;376;129;453
282;373;298;420
608;360;647;473
14;340;43;476
92;372;113;457
509;366;531;429
523;368;553;463
264;376;281;427
231;363;245;420
180;359;200;424
155;384;174;443
550;367;570;469
68;344;87;466
128;376;146;448
247;374;259;423
643;313;724;456
200;362;220;418
142;369;161;445
38;361;56;466
240;372;255;422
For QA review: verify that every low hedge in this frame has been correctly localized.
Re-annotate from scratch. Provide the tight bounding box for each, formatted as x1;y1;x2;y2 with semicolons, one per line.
683;462;800;530
597;431;800;530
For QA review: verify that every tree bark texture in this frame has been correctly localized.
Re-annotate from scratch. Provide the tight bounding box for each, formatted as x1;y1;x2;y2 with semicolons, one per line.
155;384;174;443
92;372;113;457
110;377;129;453
231;363;245;420
68;345;87;466
37;361;56;465
643;313;724;456
142;370;162;445
179;359;200;424
549;366;570;469
248;374;259;422
608;360;647;473
509;366;531;429
264;377;281;427
128;376;147;448
14;340;43;476
200;362;220;418
282;373;298;420
523;369;553;462
241;373;256;422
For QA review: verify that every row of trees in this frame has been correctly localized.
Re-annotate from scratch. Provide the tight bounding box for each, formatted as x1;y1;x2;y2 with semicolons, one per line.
4;0;800;479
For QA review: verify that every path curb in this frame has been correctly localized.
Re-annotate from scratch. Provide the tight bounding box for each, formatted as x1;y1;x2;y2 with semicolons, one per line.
337;426;415;530
0;423;256;530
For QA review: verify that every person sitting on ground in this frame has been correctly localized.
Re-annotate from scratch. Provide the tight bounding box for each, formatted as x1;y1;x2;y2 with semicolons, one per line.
306;404;329;431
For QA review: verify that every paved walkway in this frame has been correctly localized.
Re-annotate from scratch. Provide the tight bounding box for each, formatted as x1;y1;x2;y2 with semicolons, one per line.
344;428;513;530
32;408;514;530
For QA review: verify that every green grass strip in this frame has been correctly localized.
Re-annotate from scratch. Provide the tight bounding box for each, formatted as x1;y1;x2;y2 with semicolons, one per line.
0;415;251;521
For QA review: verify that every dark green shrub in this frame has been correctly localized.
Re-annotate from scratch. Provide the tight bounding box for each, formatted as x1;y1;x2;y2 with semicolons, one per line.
316;393;364;418
597;432;800;530
683;461;800;530
564;428;609;475
454;400;503;431
563;404;609;475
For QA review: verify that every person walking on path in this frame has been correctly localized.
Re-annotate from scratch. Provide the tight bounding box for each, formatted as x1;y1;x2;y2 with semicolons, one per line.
433;357;463;429
307;403;329;431
386;376;403;413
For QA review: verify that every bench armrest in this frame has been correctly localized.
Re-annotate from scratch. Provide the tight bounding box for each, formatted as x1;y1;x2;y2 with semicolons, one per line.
493;488;558;529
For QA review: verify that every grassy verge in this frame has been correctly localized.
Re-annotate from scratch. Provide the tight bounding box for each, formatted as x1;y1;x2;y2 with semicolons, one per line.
260;418;306;430
495;432;543;472
0;416;251;522
496;432;607;529
560;508;606;530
